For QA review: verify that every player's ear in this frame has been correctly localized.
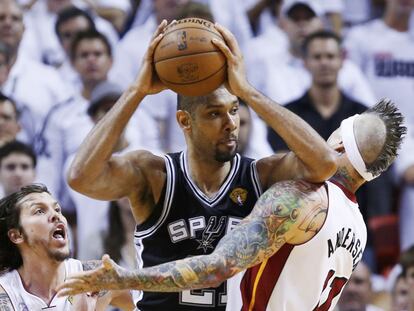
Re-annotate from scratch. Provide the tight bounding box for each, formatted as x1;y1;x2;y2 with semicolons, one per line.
8;228;24;245
176;110;191;131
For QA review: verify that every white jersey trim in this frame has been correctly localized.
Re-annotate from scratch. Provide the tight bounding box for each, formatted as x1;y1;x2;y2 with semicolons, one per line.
134;154;175;239
250;160;263;198
180;151;241;207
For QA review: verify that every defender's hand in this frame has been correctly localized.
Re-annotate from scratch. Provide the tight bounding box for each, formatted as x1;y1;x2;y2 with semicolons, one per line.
57;255;127;297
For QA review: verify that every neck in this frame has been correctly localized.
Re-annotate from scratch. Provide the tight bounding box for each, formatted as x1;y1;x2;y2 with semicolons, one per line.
82;80;101;100
329;166;364;193
186;148;232;198
18;257;65;304
309;85;341;118
384;9;410;32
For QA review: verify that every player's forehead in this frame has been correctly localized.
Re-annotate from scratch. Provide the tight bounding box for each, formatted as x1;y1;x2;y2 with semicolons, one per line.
19;192;57;210
204;88;238;108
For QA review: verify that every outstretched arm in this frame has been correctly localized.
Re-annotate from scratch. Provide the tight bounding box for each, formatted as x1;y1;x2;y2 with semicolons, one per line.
57;181;327;295
213;24;337;187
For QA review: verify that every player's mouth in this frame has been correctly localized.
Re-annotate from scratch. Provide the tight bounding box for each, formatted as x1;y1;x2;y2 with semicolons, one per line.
52;224;66;242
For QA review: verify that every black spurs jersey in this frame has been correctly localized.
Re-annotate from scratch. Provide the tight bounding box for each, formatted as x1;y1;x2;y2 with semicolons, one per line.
133;151;263;311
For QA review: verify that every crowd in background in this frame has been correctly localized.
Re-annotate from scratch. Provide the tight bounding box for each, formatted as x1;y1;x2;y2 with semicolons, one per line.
0;0;414;309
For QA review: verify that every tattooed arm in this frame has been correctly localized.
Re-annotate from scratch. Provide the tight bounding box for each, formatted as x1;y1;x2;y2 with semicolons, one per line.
0;285;13;311
81;261;135;311
58;180;328;296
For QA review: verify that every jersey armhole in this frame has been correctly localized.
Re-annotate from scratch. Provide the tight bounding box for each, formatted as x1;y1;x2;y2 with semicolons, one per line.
134;154;176;239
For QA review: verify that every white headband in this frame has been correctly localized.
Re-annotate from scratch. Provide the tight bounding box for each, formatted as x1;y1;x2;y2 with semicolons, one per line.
340;115;377;181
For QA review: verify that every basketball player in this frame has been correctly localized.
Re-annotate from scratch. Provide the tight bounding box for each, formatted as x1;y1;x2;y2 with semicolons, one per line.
65;20;337;310
0;184;134;310
58;99;406;311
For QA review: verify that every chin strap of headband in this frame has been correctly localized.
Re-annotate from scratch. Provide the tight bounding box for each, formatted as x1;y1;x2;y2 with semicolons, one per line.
340;115;377;181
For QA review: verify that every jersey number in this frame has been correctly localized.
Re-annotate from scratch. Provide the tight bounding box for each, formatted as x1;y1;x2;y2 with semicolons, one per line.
313;269;348;311
180;282;227;307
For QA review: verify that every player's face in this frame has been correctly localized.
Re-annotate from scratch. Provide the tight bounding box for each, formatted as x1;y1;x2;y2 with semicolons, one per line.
16;192;70;262
73;38;112;84
191;88;240;162
0;0;24;50
58;16;93;55
392;277;410;311
0;153;35;195
327;127;343;152
0;101;20;143
304;38;343;88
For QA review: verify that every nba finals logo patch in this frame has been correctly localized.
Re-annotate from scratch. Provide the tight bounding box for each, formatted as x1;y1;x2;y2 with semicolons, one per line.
230;188;248;206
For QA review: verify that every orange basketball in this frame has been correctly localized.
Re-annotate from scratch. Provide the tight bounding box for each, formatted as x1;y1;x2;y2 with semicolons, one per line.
153;18;226;96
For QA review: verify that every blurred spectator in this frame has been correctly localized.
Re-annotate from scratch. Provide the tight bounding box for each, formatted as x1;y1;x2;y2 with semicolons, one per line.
344;0;414;129
400;245;414;311
246;0;376;107
0;140;35;197
91;0;132;34
337;261;385;311
0;0;72;145
236;100;252;155
34;30;113;228
54;6;96;92
20;0;118;67
267;30;394;272
0;94;20;147
391;273;410;311
344;0;414;253
394;127;414;251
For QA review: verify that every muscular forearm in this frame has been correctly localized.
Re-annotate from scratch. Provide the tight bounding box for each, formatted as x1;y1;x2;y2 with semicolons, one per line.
239;87;337;179
68;86;145;186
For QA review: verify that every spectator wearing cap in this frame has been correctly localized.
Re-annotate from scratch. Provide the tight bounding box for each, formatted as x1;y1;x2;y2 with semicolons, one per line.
245;0;376;108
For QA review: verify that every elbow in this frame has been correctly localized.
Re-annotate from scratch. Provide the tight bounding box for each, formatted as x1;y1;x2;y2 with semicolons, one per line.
310;151;338;182
66;164;89;192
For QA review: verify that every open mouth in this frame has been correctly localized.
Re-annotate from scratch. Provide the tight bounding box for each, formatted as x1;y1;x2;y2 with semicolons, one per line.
52;225;66;241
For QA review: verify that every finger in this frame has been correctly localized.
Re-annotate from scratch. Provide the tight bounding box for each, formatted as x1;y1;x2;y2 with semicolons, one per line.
214;23;241;56
151;19;168;40
212;38;233;62
102;254;113;269
144;32;164;62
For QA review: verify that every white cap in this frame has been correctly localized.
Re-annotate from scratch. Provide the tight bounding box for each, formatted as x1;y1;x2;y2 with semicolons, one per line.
281;0;323;17
97;0;131;13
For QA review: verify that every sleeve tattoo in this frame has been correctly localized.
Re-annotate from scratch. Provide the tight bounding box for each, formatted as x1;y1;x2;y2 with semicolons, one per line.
0;292;13;311
120;180;327;292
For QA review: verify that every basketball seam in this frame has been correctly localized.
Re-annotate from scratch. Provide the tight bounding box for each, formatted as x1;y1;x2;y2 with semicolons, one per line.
163;26;223;40
155;50;224;63
160;63;226;85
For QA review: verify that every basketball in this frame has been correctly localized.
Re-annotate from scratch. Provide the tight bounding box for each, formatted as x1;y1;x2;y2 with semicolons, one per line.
153;18;226;96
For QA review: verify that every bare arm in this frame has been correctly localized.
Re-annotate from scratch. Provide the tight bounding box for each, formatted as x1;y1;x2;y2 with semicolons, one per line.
213;24;338;187
67;20;168;201
0;286;14;311
57;180;327;295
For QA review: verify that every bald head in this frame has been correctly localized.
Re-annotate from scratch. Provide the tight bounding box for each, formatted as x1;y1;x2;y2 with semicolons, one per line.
348;99;405;178
354;114;386;165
